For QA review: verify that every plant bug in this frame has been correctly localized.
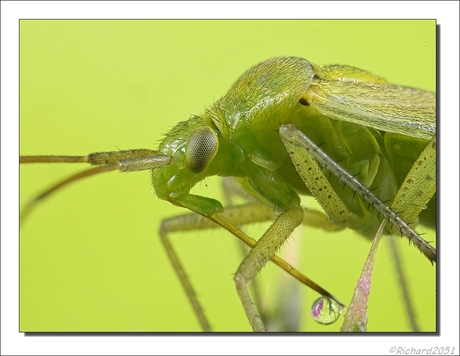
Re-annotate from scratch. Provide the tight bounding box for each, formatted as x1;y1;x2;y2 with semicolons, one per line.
19;19;436;332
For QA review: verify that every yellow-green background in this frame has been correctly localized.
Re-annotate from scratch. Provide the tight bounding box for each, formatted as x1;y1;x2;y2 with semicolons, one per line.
19;20;436;332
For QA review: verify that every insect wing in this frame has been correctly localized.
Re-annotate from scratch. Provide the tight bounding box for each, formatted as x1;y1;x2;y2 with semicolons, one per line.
312;79;436;140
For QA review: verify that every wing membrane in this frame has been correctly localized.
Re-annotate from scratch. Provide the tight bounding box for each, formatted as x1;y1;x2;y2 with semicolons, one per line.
313;81;435;140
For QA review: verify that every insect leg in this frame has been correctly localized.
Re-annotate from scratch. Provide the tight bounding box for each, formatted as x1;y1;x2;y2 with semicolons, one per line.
231;205;304;331
221;177;343;330
341;219;386;332
221;177;275;327
391;136;436;229
222;176;344;232
279;124;436;262
159;201;279;331
162;201;343;331
385;135;436;330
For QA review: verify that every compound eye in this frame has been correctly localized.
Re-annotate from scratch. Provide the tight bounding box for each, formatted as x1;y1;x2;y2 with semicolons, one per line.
186;126;218;173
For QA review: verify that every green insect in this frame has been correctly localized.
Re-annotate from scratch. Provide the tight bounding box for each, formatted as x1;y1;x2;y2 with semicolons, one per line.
20;57;436;332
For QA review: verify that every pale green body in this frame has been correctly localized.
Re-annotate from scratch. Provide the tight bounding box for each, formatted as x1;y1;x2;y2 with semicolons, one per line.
152;57;436;238
150;58;435;331
21;57;436;332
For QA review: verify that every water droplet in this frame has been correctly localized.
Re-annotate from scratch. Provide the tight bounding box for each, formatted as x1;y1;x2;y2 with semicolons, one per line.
311;296;343;325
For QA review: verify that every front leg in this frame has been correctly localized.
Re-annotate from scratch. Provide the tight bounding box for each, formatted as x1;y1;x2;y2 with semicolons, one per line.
234;205;304;332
